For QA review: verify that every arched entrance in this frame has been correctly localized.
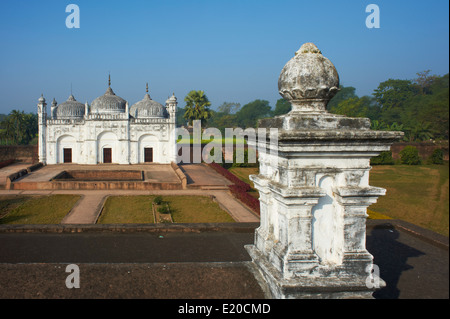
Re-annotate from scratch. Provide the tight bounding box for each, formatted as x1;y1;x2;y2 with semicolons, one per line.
57;135;76;164
97;131;118;164
138;134;158;163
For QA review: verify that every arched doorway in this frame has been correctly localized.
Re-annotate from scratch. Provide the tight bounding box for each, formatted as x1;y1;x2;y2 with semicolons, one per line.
97;131;118;164
138;134;159;163
57;135;76;164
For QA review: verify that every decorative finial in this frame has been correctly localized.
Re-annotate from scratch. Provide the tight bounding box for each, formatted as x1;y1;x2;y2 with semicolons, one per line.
278;42;339;113
108;73;111;87
146;83;149;93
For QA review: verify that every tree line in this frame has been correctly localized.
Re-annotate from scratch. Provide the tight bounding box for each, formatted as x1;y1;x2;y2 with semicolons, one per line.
181;70;449;141
0;111;38;145
1;70;447;146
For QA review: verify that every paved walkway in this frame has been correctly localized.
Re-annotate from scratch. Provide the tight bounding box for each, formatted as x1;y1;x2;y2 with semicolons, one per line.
0;220;448;299
61;194;107;224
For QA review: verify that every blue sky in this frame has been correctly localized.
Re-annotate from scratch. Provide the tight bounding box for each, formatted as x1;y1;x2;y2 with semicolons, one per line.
0;0;448;114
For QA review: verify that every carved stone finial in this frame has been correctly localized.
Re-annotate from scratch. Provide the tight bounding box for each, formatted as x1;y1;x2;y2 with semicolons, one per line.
278;42;339;113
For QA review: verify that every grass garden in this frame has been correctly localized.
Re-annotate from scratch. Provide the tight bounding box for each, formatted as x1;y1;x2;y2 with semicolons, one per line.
369;163;449;236
0;154;448;237
0;194;235;225
227;162;449;237
0;194;81;224
96;195;235;224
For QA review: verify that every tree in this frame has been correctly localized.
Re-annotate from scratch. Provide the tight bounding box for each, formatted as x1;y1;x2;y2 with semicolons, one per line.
273;99;291;116
235;100;272;128
217;102;241;115
10;110;25;144
0;110;38;145
176;107;187;126
414;70;437;95
327;85;358;111
370;120;387;131
183;90;212;126
373;79;418;111
404;120;434;142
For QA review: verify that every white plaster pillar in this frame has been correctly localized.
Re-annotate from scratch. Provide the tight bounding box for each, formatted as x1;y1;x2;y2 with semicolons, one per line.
245;43;403;299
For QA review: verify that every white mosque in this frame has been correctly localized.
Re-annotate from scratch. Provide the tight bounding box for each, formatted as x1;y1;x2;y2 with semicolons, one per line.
37;78;178;165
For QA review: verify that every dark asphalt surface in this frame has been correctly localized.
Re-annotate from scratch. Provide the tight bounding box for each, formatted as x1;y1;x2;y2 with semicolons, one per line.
0;221;448;299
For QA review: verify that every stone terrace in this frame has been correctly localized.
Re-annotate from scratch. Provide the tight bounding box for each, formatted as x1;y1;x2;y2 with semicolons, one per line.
5;163;183;190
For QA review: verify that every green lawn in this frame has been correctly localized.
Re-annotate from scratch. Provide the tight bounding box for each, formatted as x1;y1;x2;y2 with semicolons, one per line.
369;163;449;236
167;195;235;223
228;164;449;236
97;195;155;224
0;195;81;224
97;195;235;224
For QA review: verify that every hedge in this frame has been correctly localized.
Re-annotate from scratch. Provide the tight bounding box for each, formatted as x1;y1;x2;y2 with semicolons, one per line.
229;185;260;215
208;162;251;192
371;151;394;165
208;163;259;215
399;146;421;165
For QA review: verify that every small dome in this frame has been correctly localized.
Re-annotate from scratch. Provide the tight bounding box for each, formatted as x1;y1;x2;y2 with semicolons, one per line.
91;86;127;114
278;42;339;113
55;95;85;119
130;93;166;118
166;93;177;104
38;94;46;103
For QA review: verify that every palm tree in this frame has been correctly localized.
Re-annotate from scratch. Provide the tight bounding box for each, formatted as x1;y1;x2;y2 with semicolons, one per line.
405;121;434;142
183;90;212;126
370;120;387;130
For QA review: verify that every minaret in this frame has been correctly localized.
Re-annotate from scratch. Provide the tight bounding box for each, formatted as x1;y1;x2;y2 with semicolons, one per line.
166;93;178;163
37;94;47;164
50;98;57;119
166;92;177;123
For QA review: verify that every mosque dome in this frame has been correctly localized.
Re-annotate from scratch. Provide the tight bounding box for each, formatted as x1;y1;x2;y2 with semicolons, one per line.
129;84;166;118
55;94;85;119
278;42;339;113
90;76;127;114
90;86;127;114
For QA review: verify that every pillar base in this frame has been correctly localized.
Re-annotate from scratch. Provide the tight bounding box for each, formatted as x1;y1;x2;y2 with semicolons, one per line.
246;244;384;299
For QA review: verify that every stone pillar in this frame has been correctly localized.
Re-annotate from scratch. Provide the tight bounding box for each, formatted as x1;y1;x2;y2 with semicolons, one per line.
245;43;403;299
37;95;47;164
